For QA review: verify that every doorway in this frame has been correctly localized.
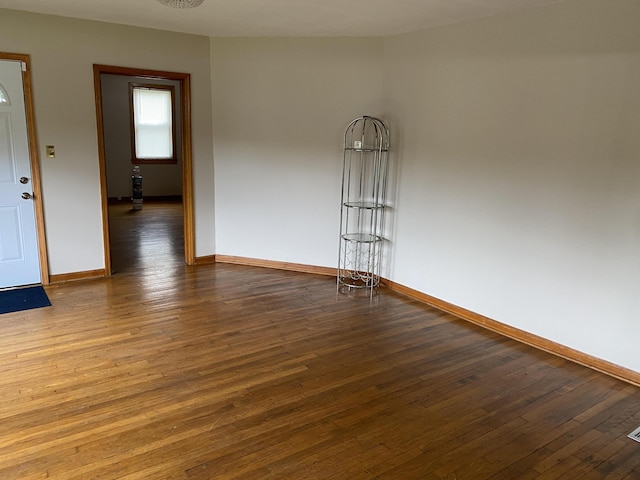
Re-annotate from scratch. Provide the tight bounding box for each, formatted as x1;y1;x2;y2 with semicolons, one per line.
93;65;195;276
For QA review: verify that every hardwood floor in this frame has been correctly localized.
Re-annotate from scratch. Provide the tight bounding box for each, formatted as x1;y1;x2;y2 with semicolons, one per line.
1;201;639;479
108;199;185;275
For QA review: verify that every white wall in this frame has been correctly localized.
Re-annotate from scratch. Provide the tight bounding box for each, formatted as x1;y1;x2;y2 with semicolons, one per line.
210;37;383;268
384;0;640;371
102;74;182;199
0;9;214;273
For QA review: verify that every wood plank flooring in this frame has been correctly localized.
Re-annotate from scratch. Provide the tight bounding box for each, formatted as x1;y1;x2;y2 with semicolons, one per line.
0;201;638;479
108;199;184;275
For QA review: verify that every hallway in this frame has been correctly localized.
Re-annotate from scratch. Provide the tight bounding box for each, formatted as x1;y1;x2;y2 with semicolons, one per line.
108;199;184;275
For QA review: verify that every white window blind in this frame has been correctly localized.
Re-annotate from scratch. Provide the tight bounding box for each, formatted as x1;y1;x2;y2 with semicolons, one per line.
132;87;173;159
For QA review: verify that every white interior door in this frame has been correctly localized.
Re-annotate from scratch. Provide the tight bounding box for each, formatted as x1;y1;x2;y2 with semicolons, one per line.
0;59;40;289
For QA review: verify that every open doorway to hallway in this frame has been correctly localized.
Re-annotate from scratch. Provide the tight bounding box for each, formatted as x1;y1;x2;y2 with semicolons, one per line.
93;64;195;276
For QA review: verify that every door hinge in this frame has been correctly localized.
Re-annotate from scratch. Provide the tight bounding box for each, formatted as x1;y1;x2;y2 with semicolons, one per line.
21;62;27;72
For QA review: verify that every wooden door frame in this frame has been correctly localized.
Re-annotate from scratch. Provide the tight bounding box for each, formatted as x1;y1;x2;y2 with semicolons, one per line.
92;64;195;275
0;52;49;285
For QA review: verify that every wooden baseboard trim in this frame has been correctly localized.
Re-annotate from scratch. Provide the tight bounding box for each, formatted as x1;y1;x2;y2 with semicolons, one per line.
50;269;106;284
383;279;640;387
206;259;639;385
44;258;638;385
215;255;335;277
194;255;216;265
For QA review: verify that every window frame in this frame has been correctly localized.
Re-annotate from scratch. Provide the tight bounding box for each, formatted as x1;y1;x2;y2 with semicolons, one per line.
129;82;178;165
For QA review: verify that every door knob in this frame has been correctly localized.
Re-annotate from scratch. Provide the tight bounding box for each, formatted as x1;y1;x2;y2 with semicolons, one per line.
21;192;32;200
20;177;29;184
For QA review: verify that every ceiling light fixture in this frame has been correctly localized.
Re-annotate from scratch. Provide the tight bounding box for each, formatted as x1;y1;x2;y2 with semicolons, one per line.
156;0;205;9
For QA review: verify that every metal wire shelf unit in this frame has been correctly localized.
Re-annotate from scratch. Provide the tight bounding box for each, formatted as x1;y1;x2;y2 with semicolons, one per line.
337;116;390;296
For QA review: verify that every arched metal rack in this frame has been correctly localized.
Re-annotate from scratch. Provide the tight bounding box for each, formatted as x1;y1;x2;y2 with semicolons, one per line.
337;116;390;296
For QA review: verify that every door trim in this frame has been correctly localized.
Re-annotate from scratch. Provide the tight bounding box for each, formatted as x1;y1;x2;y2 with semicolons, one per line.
92;64;195;275
0;52;49;285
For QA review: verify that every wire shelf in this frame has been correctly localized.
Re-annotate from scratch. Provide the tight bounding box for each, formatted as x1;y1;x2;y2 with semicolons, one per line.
337;116;389;298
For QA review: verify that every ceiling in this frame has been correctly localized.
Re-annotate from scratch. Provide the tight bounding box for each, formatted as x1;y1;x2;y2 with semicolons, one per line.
0;0;565;37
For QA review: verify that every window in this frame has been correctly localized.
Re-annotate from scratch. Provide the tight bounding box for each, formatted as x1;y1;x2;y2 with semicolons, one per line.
0;83;9;105
129;83;177;164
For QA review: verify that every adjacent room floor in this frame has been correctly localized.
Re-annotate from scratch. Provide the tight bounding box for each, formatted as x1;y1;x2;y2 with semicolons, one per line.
108;198;185;275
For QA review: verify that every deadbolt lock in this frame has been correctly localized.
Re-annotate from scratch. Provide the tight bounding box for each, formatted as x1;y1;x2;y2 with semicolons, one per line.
20;177;29;184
